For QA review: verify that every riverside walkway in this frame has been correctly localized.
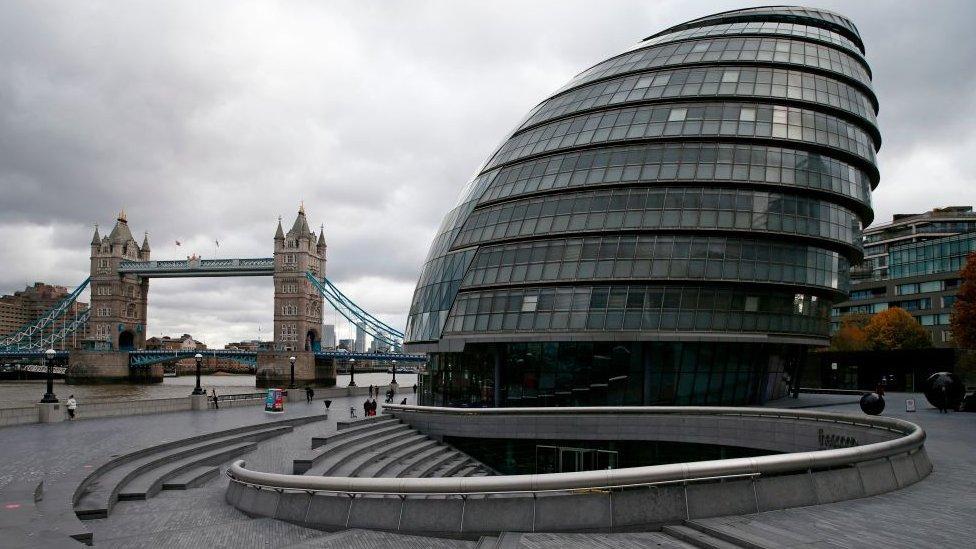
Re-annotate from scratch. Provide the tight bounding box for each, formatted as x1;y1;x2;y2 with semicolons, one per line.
0;391;971;547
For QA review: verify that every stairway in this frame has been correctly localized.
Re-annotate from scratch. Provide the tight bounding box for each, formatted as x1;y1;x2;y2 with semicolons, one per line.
296;415;494;479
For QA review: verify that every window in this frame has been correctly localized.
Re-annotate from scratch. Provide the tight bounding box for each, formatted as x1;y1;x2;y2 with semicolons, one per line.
98;259;110;268
96;286;112;296
282;303;299;316
744;296;759;312
283;254;296;265
739;108;756;122
668;108;687;122
522;296;539;312
95;324;110;337
721;70;739;83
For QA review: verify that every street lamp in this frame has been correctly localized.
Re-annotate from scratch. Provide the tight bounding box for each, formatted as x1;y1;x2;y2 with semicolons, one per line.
348;358;356;387
391;359;398;385
289;356;296;388
40;348;58;403
192;353;205;395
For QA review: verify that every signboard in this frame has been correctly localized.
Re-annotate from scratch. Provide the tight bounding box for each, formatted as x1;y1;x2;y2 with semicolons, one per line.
906;398;916;412
264;388;284;413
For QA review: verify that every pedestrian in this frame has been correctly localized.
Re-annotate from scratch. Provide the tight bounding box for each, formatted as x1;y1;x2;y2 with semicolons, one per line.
363;399;370;417
66;394;77;420
305;386;314;404
939;386;949;414
370;398;377;416
400;398;407;405
412;383;417;394
211;388;219;410
349;405;357;418
368;384;374;398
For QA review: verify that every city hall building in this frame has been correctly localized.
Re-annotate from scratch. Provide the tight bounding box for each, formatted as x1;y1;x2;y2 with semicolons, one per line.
406;7;880;407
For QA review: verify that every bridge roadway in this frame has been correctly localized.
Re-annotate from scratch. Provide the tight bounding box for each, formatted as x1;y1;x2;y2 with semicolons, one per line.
129;349;427;368
118;258;275;278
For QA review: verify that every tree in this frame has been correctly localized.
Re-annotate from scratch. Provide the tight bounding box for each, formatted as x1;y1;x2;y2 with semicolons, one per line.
864;307;932;350
830;313;870;351
950;251;976;349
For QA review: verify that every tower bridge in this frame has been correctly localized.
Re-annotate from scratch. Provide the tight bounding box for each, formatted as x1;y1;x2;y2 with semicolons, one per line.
0;206;425;386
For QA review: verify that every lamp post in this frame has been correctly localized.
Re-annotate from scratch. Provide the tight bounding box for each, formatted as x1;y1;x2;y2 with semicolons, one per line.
40;348;58;403
348;358;356;387
391;359;398;385
289;356;296;388
192;353;205;395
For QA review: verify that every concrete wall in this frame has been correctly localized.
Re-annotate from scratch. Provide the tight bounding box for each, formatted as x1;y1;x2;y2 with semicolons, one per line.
388;408;899;455
0;391;272;427
225;406;931;536
0;406;38;427
228;448;932;536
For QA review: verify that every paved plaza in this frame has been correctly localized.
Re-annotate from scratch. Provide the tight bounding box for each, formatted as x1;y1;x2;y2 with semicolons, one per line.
0;391;973;547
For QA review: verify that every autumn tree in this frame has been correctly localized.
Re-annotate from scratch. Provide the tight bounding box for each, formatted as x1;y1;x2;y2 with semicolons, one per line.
830;313;871;351
864;307;932;350
950;251;976;349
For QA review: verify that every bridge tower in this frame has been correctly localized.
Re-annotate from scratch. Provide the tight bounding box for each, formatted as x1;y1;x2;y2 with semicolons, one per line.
69;210;155;383
273;205;326;352
257;205;333;387
88;210;150;351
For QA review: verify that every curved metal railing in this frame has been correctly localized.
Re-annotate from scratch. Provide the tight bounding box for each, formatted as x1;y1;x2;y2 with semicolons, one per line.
227;405;925;496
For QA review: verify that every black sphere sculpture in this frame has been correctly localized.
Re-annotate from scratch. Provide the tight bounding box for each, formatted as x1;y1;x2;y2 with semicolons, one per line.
860;392;885;415
923;372;965;410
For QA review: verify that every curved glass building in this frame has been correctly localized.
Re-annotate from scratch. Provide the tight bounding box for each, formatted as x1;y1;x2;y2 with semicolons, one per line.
406;6;879;407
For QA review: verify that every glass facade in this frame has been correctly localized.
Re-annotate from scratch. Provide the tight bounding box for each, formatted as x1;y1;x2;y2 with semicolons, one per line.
406;7;878;407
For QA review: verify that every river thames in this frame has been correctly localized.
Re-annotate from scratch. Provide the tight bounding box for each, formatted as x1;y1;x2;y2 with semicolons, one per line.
0;372;417;409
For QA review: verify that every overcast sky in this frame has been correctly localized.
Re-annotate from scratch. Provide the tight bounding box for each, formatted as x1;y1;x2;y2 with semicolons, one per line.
1;0;973;346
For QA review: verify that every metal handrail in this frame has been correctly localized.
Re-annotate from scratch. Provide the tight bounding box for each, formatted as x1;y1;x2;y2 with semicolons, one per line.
226;469;762;497
226;405;925;496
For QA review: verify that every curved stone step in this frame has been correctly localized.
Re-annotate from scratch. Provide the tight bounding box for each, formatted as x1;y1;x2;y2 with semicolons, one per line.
296;423;410;474
408;450;463;478
74;425;291;519
662;525;743;549
386;445;453;478
336;414;397;431
161;464;220;491
356;438;439;478
311;417;400;449
344;434;431;477
312;429;421;477
427;456;472;478
117;441;257;500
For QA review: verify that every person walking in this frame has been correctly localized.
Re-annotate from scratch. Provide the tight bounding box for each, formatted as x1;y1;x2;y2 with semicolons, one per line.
368;384;374;398
363;399;371;417
211;388;219;410
939;386;949;413
412;383;417;394
66;395;77;420
305;386;314;404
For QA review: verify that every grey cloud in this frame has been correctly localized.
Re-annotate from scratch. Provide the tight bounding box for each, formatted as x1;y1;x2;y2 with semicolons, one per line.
1;0;974;344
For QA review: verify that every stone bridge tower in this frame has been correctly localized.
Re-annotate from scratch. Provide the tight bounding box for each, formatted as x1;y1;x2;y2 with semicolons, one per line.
88;210;150;351
257;205;332;388
273;205;326;352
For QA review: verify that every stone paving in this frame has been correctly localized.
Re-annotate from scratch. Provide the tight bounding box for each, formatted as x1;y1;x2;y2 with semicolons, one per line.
1;390;973;547
748;391;976;548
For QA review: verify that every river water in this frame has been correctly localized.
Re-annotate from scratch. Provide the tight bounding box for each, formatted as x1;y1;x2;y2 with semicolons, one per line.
0;372;417;409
